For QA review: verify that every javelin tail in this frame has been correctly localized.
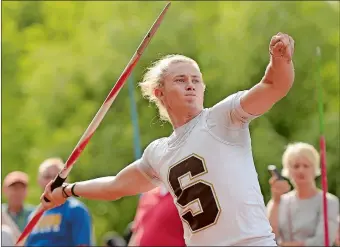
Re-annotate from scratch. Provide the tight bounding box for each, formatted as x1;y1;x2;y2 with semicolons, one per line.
15;3;171;244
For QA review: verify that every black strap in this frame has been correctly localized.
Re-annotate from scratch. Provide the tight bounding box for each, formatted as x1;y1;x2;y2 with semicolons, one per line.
62;184;70;198
71;183;79;197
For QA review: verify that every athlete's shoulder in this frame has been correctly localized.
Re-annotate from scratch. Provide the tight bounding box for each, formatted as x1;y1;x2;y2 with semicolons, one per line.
139;137;168;177
205;90;249;123
205;90;258;132
143;137;168;160
146;137;168;150
207;90;247;111
144;137;168;154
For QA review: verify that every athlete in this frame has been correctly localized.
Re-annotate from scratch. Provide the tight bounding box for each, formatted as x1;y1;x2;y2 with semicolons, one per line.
41;32;295;246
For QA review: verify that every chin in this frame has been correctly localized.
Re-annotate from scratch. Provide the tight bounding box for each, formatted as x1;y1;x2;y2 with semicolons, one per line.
187;104;201;112
184;98;196;104
294;180;310;187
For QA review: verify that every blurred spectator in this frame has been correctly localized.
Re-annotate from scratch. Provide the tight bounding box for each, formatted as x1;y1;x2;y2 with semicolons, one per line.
128;186;185;246
267;142;339;246
25;157;93;246
2;225;15;246
2;171;35;232
102;231;126;247
2;209;22;242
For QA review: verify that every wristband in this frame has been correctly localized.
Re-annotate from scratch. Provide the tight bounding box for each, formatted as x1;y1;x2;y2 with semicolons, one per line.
71;183;79;197
62;184;71;198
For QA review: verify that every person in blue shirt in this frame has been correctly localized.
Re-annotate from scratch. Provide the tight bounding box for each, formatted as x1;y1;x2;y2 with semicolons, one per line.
25;158;93;247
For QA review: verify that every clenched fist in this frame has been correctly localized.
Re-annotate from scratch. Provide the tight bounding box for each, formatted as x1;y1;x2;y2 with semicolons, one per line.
40;180;68;210
269;32;295;62
269;176;291;202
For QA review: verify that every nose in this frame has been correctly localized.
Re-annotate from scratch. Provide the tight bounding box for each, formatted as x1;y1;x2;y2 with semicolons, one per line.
297;166;305;174
185;80;195;91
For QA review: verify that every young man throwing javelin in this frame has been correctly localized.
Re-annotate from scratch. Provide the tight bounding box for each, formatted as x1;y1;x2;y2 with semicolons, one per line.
42;32;295;246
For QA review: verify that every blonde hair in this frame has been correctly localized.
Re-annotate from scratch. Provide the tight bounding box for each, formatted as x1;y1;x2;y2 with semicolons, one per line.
39;157;64;174
139;54;200;122
282;142;320;178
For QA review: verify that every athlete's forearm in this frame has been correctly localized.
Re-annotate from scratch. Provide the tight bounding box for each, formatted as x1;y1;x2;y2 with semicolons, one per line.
64;176;122;201
63;163;156;201
262;56;295;97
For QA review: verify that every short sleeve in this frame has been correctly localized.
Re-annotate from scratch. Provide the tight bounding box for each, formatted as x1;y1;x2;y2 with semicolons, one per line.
135;140;163;186
208;90;260;129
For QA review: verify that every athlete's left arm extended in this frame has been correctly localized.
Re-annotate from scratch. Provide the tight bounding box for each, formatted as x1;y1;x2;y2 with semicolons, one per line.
240;33;295;116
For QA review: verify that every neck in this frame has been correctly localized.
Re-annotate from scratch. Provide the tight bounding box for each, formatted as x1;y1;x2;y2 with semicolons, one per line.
170;109;202;129
295;182;318;199
8;204;23;214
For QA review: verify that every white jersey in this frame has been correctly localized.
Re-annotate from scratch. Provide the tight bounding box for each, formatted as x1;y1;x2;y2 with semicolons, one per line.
136;91;277;246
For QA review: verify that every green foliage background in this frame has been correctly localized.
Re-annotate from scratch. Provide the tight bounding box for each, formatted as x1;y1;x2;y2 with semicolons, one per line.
2;1;339;244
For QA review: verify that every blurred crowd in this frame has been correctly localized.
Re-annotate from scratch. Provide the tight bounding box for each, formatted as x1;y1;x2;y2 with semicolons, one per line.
2;142;339;246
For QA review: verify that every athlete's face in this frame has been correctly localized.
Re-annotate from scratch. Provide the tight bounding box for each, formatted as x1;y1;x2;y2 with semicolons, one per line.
288;156;315;187
155;62;205;118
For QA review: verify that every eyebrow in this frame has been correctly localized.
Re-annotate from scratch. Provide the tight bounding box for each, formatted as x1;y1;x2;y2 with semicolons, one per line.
173;74;200;79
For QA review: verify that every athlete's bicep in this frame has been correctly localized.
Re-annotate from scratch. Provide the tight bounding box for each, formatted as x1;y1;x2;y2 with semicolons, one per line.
112;139;164;197
113;160;158;197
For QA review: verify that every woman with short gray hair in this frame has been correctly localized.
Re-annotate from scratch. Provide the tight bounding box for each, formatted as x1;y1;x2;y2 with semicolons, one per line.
267;142;339;246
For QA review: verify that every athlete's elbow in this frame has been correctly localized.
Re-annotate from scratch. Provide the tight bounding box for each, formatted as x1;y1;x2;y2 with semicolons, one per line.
264;78;293;98
263;67;294;98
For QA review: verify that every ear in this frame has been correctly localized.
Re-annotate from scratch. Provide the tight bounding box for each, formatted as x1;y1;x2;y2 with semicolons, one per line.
154;87;164;100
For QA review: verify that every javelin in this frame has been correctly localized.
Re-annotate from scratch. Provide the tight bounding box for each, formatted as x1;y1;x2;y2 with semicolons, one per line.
16;2;171;244
316;46;329;246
